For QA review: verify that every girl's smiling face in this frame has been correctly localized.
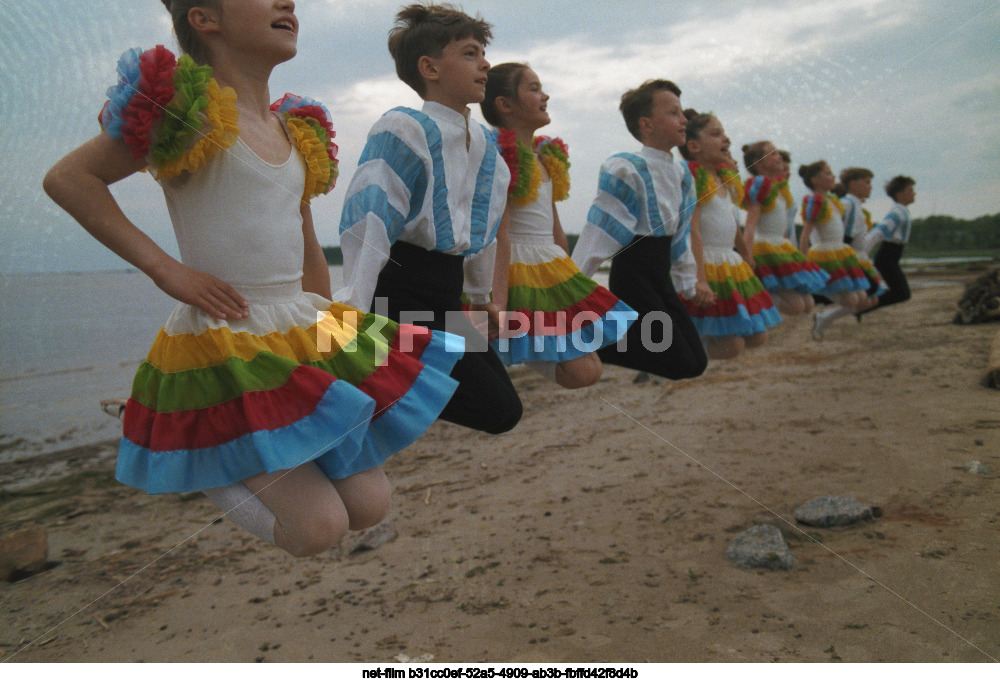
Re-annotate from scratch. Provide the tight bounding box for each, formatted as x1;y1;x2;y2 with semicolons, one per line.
507;68;550;131
689;116;733;167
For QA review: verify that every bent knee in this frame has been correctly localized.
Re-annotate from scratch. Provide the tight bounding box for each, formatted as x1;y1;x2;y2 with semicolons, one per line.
279;514;349;557
556;357;603;389
745;332;767;348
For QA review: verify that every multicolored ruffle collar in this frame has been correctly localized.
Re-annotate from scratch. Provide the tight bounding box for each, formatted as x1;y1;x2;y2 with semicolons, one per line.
271;94;339;203
99;45;238;180
688;161;744;206
742;175;794;213
99;46;338;202
496;130;570;206
801;192;845;224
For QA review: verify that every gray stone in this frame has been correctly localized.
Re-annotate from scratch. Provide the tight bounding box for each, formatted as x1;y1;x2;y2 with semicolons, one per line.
794;495;873;527
965;461;991;475
724;524;796;570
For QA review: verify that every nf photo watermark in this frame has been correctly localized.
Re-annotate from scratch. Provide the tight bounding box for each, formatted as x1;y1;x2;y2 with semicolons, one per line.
317;302;672;363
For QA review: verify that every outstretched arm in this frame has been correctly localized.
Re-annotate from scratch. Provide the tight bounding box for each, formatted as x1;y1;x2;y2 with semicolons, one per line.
43;134;248;319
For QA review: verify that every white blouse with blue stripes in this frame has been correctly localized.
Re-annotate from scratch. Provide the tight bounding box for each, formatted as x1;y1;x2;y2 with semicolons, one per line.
571;146;698;298
336;101;510;310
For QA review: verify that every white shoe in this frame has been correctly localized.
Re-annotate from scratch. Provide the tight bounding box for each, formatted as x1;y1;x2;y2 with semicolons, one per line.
811;312;826;340
100;398;127;420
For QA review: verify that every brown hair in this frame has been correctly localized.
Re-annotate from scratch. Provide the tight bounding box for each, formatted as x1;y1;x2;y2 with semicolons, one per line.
388;3;493;97
840;167;873;186
884;175;915;201
619;79;681;142
480;62;530;128
679;109;714;161
742;140;771;175
160;0;219;65
798;160;827;190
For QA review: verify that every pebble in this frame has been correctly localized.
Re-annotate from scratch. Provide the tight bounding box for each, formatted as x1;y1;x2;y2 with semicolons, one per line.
794;495;873;527
724;524;796;571
964;461;991;475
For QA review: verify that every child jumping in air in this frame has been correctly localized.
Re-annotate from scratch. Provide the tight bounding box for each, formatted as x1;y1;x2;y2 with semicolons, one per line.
741;141;828;316
571;79;708;381
337;3;521;433
43;0;461;556
679;110;780;359
797;161;877;339
479;62;635;387
853;176;917;321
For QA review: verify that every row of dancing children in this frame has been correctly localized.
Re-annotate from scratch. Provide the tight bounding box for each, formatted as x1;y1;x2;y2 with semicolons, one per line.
43;1;916;557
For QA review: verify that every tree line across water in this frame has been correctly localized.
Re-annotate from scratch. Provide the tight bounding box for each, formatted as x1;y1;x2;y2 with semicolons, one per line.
322;213;1000;265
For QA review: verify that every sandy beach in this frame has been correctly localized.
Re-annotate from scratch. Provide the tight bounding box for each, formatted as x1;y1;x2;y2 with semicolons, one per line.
1;268;998;663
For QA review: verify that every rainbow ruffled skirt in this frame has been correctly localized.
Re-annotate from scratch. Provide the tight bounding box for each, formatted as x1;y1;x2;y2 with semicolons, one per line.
683;249;781;337
856;254;887;297
117;288;462;494
493;246;635;365
752;240;830;294
806;244;871;296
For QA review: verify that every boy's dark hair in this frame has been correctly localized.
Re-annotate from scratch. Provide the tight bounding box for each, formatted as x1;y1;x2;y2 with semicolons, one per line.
885;175;915;201
388;3;493;97
798;160;827;190
741;140;771;175
619;79;681;142
481;62;530;127
840;167;873;186
679;109;713;161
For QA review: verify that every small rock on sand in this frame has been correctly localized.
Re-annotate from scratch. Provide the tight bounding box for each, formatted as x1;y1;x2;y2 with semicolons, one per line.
794;495;874;527
965;461;991;475
724;524;796;571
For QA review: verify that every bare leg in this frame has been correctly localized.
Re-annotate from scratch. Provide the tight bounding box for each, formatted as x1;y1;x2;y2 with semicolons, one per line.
744;331;767;349
705;336;746;360
244;463;350;558
554;353;603;389
774;290;806;316
800;293;815;314
331;467;392;531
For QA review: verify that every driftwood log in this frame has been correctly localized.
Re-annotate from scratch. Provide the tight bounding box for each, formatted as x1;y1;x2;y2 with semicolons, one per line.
954;267;1000;324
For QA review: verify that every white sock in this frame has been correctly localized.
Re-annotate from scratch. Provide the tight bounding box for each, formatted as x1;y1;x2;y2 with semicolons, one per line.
813;305;852;339
203;483;276;545
528;361;558;382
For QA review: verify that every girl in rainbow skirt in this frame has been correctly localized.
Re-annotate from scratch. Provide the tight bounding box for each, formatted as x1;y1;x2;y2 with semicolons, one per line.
678;111;781;359
43;0;461;556
479;63;635;387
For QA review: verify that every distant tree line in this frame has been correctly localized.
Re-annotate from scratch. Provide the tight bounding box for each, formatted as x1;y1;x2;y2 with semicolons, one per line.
324;214;999;264
906;213;1000;251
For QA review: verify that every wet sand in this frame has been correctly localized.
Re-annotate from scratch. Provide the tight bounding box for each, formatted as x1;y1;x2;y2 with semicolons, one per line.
1;270;998;663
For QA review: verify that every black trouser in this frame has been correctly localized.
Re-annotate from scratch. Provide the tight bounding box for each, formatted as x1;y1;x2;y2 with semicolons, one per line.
597;236;708;379
860;242;910;316
374;241;522;434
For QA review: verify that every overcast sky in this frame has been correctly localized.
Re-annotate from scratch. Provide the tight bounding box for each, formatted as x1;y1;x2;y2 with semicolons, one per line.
1;0;998;273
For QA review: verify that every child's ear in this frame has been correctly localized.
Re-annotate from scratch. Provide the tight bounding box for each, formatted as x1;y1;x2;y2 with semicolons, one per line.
495;96;514;115
638;116;652;138
418;55;440;85
188;6;222;36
